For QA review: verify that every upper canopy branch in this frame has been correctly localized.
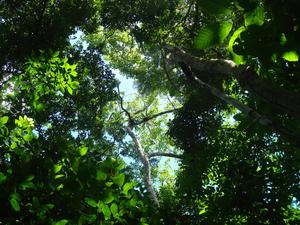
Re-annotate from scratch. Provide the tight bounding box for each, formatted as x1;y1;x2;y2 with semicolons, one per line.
165;45;300;120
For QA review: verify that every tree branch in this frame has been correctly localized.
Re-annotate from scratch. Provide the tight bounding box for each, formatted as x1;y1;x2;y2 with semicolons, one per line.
190;70;300;147
148;152;183;159
134;108;180;125
166;45;300;120
126;126;160;206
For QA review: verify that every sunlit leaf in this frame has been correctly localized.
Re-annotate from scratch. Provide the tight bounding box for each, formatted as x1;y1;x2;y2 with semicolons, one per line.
110;203;118;216
228;26;245;64
195;22;232;49
104;191;114;204
244;5;265;26
54;219;68;225
54;164;62;173
123;182;134;195
282;51;299;62
79;146;88;156
112;173;125;187
85;197;97;207
0;116;9;126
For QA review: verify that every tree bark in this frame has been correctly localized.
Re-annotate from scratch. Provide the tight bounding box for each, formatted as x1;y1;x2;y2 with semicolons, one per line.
166;46;300;120
126;126;160;207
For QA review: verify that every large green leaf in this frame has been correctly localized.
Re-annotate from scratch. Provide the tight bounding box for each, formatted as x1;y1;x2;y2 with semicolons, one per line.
282;51;299;62
112;173;125;187
244;5;265;26
104;191;114;204
228;26;245;64
110;203;118;217
98;202;111;220
195;22;232;49
85;197;98;208
9;194;21;212
0;116;9;126
122;182;134;195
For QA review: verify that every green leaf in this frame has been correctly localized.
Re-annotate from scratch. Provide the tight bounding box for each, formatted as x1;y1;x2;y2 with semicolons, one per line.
199;0;231;16
33;103;45;112
282;51;299;62
79;146;88;156
20;181;35;190
96;170;107;181
228;26;245;64
129;198;137;207
54;219;69;225
0;172;7;183
67;86;73;95
244;5;265;26
104;191;114;204
0;116;9;126
70;71;77;77
69;64;77;71
69;81;79;89
85;197;98;207
123;182;134;195
10;197;20;212
112;173;125;187
105;182;114;187
23;134;33;142
54;164;62;173
99;202;111;220
54;174;64;179
110;203;118;216
195;22;232;49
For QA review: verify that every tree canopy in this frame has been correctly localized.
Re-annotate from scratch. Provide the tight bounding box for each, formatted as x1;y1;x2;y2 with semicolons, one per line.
0;0;299;224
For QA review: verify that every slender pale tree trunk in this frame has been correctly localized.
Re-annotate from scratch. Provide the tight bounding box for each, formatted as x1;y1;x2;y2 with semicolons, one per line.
126;125;160;207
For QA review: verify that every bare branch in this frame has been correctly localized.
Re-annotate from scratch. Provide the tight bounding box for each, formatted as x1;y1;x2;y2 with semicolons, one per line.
148;152;183;159
134;108;180;125
126;126;160;206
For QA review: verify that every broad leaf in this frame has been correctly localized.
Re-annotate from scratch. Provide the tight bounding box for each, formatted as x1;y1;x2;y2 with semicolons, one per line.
0;116;9;126
10;197;20;212
112;173;125;187
228;26;245;64
282;51;299;62
85;197;97;207
110;203;118;216
96;170;107;181
195;22;232;49
79;146;88;156
244;5;265;26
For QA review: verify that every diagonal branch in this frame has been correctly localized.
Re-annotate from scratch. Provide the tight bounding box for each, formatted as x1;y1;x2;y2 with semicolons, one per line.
148;152;183;159
134;108;180;126
190;70;300;147
165;45;300;120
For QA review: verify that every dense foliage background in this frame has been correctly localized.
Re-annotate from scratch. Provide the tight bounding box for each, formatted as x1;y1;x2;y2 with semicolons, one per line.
0;0;299;224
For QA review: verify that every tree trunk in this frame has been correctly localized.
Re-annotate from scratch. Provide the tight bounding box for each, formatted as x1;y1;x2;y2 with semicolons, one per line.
126;126;160;207
166;46;300;120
